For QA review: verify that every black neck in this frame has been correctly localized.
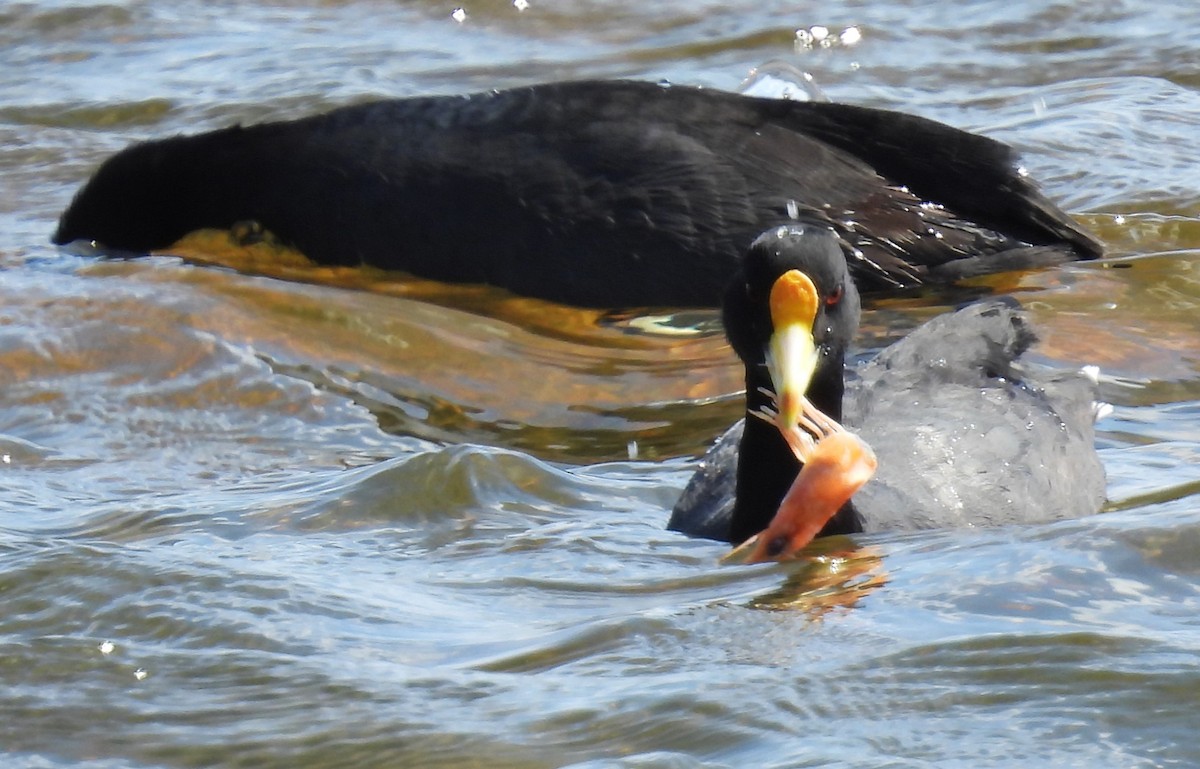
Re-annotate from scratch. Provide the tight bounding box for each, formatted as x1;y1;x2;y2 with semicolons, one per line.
727;351;862;544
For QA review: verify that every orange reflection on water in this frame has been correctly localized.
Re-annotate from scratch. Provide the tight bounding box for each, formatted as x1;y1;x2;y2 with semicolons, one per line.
79;229;750;463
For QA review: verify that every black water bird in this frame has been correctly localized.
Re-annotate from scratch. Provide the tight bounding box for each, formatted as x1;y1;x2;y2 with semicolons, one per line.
668;224;1107;547
54;80;1103;307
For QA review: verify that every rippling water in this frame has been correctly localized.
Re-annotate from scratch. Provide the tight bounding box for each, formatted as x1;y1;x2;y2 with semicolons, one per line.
2;1;1199;767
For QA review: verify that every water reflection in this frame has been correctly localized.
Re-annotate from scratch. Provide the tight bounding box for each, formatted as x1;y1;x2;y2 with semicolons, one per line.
742;541;889;616
5;0;1200;766
73;243;743;463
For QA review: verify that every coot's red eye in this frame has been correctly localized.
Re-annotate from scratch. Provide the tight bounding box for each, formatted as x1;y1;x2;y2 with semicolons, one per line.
826;284;844;306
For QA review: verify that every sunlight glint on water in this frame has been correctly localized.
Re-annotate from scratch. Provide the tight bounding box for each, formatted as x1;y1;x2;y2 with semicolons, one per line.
1;1;1199;767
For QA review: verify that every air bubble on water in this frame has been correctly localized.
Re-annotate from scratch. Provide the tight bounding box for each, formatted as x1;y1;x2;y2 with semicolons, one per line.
795;25;860;51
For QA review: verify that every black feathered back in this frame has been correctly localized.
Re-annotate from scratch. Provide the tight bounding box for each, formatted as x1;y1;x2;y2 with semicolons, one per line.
55;80;1102;307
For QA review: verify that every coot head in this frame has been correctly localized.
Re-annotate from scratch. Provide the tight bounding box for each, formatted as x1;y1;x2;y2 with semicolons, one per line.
722;223;863;544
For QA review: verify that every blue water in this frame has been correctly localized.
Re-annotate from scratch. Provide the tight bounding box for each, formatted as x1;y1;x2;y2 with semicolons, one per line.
1;1;1199;767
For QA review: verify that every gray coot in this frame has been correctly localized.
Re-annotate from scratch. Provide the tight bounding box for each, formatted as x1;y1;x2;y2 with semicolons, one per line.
54;80;1102;307
668;224;1107;552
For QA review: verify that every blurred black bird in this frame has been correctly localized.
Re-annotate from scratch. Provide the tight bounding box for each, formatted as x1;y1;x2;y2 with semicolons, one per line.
54;80;1102;307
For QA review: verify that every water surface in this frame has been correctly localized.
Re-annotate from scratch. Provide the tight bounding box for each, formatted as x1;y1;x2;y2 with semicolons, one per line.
2;1;1199;767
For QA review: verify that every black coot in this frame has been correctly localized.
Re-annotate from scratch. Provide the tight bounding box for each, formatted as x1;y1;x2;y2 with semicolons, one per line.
54;80;1102;307
669;224;1106;545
